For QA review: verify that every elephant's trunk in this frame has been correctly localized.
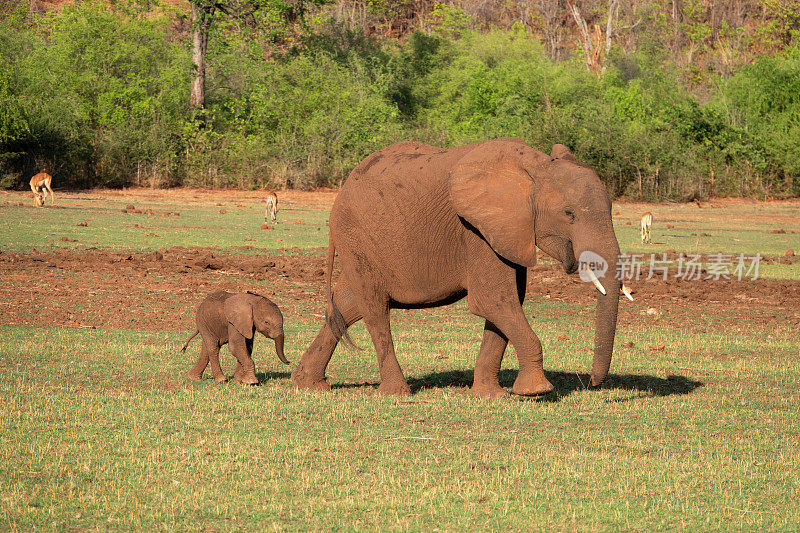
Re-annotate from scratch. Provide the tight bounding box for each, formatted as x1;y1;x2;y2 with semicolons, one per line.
590;264;619;386
274;334;290;365
574;233;620;387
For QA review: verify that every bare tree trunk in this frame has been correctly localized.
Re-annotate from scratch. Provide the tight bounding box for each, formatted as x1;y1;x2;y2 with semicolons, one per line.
672;0;683;54
605;0;619;58
27;0;43;17
190;1;215;111
535;0;567;61
569;3;595;71
600;0;642;71
636;163;642;198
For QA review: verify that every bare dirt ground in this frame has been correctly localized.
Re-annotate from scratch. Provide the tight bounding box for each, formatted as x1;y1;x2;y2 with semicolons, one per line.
0;247;327;331
1;246;798;334
1;188;798;338
64;187;339;208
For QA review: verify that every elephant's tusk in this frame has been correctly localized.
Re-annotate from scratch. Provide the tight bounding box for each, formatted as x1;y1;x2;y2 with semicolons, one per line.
582;264;606;295
621;284;634;301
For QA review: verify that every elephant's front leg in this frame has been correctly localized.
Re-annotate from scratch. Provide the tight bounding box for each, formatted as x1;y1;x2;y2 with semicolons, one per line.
229;335;258;385
470;321;510;399
468;265;553;397
481;308;552;396
505;320;553;396
232;338;255;382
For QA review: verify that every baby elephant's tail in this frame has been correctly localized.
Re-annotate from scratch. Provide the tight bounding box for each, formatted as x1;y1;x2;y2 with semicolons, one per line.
181;329;199;353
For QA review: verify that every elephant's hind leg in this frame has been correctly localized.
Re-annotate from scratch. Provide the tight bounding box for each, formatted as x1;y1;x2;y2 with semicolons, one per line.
188;339;212;381
470;321;510;399
207;342;226;383
292;279;362;391
362;303;410;396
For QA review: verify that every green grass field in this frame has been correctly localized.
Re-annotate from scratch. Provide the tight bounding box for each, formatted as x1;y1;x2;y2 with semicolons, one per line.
0;190;331;254
1;190;799;530
3;192;798;277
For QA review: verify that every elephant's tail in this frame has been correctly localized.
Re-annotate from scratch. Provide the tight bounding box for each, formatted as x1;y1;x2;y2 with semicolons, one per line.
325;236;335;313
325;234;358;350
180;329;199;353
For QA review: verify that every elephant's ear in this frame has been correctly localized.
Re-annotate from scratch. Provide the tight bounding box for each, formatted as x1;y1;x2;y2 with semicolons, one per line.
225;294;254;340
551;144;578;162
450;148;537;267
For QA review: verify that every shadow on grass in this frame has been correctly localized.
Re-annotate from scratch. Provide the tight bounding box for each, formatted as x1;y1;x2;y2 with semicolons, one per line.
399;369;703;401
256;371;292;383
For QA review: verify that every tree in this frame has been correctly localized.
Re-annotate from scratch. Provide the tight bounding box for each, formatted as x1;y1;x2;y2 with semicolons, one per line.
189;0;329;113
189;0;221;112
568;0;640;73
533;0;571;61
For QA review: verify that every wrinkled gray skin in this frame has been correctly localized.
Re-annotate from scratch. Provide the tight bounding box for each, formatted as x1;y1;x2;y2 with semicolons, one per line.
292;138;622;398
182;290;288;384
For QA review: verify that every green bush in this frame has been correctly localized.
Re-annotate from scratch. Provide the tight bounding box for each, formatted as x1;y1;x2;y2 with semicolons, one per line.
718;47;800;196
187;26;401;188
0;3;188;188
406;33;798;199
405;32;709;199
0;4;797;198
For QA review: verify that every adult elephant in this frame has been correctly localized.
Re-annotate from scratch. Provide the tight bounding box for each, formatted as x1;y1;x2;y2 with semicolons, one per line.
292;138;625;398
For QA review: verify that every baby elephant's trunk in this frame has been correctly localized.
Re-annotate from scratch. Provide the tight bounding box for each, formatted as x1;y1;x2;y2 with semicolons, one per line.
274;334;290;365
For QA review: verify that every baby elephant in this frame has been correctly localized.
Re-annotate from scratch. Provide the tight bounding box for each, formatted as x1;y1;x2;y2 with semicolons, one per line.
182;290;289;384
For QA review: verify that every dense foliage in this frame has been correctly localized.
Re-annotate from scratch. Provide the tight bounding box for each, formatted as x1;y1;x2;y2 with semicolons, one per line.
1;0;798;198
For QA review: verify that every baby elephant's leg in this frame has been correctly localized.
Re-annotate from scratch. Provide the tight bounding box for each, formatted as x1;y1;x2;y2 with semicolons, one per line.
206;341;226;383
188;339;211;380
230;335;258;385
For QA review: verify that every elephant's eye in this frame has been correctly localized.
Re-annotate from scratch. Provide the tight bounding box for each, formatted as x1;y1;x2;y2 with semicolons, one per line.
564;208;576;222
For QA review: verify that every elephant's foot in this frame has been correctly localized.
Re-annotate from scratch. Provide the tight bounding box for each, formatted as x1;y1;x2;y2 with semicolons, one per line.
235;373;259;385
233;365;258;385
469;383;510;399
187;370;204;381
213;374;227;384
512;368;554;396
376;379;412;396
471;370;510;399
291;367;331;392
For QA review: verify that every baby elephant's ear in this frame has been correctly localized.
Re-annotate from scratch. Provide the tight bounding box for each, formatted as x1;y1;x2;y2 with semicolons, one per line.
225;294;254;339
